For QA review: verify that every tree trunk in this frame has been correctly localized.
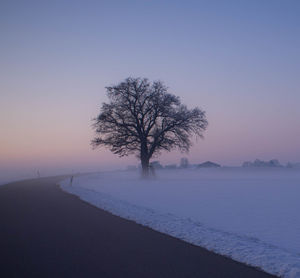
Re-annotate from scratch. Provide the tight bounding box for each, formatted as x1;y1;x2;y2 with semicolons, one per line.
140;140;150;178
141;157;150;178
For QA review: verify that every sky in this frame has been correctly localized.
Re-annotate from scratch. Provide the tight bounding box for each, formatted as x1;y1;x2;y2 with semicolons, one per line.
0;0;300;180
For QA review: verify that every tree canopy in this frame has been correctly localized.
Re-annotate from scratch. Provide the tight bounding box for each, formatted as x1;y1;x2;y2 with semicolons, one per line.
92;77;208;177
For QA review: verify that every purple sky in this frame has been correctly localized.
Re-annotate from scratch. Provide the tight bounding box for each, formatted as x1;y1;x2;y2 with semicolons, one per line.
1;0;299;178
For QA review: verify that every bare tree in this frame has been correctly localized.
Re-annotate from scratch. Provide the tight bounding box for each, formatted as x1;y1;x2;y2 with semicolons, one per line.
92;77;208;177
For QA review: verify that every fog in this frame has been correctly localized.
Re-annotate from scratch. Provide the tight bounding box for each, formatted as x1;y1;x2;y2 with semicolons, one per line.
0;161;119;185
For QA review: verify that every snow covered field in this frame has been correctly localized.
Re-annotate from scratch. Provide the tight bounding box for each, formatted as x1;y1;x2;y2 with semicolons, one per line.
60;168;300;278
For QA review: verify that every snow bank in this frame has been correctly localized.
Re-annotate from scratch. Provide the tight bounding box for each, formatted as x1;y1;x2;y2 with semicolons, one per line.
59;168;300;278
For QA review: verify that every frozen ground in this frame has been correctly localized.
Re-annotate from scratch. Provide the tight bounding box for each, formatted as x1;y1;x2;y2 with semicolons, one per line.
60;168;300;278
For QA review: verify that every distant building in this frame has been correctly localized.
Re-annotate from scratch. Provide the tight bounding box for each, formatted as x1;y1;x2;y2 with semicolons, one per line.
197;161;221;168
